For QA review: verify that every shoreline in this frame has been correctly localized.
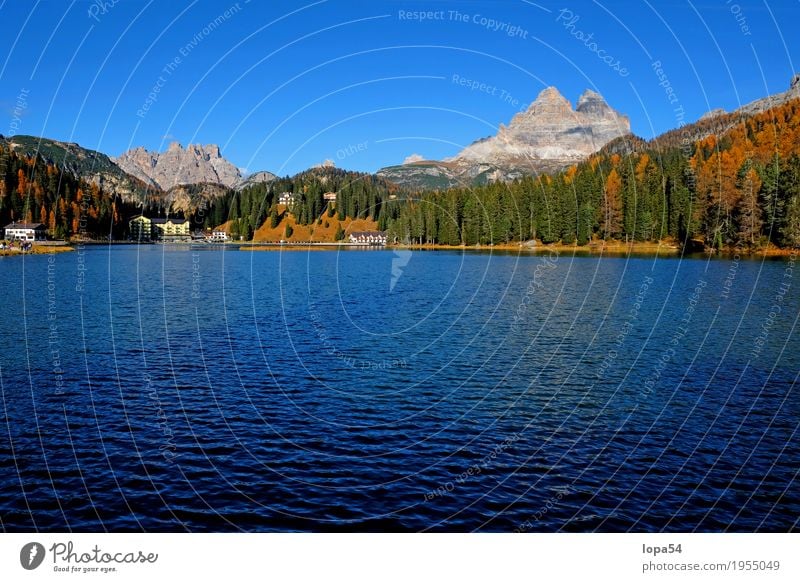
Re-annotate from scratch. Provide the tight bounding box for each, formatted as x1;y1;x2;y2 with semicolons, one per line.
4;240;794;258
238;239;799;257
391;241;681;254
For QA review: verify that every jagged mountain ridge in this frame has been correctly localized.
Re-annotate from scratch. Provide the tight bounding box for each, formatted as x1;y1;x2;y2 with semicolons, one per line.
450;87;630;167
702;74;800;120
378;87;631;190
114;142;243;190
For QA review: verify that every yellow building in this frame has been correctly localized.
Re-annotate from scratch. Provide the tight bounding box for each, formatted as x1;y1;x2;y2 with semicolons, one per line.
130;216;191;241
154;218;190;238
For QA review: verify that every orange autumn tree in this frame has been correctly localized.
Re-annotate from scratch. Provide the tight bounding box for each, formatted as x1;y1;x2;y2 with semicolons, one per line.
736;162;763;245
71;202;81;233
692;143;748;247
17;169;27;196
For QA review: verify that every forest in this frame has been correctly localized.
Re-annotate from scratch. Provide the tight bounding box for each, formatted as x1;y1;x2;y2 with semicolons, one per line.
0;144;131;239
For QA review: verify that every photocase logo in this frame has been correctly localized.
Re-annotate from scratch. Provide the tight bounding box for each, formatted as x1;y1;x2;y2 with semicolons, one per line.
20;542;45;570
390;249;412;292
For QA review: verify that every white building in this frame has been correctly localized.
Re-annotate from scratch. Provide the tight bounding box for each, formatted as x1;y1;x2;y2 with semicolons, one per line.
278;192;297;206
4;222;47;242
211;230;228;242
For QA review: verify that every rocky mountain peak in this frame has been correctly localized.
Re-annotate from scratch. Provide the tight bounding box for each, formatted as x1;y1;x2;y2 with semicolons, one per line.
577;88;604;102
450;86;630;166
576;89;614;116
382;85;631;189
535;86;566;101
114;142;241;190
525;86;573;115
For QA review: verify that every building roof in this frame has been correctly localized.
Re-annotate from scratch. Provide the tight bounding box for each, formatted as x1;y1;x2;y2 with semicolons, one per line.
4;222;45;229
350;231;387;237
146;218;188;225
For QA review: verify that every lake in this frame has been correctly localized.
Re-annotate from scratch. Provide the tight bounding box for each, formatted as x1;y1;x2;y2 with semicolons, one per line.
0;245;797;532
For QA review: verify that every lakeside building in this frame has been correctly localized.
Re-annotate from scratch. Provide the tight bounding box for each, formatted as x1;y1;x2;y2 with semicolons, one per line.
129;216;191;241
129;216;153;240
153;218;190;239
4;222;47;242
349;231;388;246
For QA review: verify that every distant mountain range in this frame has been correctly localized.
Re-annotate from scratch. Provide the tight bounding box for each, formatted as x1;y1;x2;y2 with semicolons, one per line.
116;143;281;195
3;75;799;210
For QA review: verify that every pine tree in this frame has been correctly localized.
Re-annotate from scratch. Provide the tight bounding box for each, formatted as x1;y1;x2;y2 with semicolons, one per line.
602;168;623;238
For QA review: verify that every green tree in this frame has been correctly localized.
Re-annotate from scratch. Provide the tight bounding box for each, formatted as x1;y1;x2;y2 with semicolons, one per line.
577;203;595;245
270;208;281;228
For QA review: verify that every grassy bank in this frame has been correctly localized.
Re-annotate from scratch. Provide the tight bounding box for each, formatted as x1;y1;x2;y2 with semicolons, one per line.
240;243;351;251
0;244;74;257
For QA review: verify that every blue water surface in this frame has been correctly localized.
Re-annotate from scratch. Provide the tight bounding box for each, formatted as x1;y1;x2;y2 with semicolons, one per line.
0;245;797;532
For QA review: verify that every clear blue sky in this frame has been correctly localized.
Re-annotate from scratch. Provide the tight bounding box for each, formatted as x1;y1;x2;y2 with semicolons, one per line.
0;0;797;176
